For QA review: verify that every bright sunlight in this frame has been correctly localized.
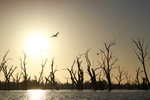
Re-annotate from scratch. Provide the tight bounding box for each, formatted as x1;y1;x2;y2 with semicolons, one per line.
28;90;46;100
25;32;51;58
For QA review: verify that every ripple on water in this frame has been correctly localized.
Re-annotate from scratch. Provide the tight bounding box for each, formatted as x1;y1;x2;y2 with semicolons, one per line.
0;90;150;100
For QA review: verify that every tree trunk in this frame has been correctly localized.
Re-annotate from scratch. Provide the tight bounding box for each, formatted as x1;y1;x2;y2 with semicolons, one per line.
107;74;112;90
7;80;10;90
118;83;121;89
143;62;150;86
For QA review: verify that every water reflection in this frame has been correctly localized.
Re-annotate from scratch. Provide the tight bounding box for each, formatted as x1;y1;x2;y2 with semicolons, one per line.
0;90;149;100
28;90;46;100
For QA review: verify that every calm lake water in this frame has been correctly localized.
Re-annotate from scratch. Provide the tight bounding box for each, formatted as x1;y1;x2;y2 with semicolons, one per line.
0;90;150;100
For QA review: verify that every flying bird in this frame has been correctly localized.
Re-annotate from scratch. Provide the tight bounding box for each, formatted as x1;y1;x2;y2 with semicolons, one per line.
51;32;59;38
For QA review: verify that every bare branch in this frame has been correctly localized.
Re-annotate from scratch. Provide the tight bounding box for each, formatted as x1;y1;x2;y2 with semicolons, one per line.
98;40;117;90
38;59;48;84
132;37;150;85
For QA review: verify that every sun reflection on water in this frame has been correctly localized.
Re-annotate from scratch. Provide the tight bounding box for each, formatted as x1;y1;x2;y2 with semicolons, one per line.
28;90;46;100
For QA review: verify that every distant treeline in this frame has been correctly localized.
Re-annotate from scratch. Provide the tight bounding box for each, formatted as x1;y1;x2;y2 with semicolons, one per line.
0;38;149;90
0;79;147;90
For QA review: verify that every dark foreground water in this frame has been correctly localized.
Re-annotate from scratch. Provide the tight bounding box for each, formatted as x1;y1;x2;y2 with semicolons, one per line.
0;90;150;100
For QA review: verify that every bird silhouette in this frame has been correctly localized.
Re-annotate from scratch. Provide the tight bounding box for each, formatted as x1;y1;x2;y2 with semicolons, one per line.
51;32;59;38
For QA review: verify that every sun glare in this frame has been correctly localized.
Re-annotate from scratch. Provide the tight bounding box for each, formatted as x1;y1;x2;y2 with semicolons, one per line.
28;90;46;100
25;32;50;57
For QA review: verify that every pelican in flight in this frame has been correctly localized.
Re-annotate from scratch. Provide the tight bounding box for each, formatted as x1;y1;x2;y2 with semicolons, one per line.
51;32;59;38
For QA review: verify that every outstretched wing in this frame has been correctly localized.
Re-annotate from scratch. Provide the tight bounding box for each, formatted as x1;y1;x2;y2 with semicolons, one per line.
55;32;59;36
51;32;59;38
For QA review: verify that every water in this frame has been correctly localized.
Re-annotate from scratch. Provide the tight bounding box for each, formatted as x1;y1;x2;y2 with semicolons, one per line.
0;90;150;100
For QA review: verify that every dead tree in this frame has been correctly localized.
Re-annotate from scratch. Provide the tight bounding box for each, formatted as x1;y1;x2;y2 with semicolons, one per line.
0;50;17;90
12;73;23;90
20;52;30;90
45;58;58;89
98;70;106;90
37;59;48;88
85;49;99;90
2;65;17;90
0;50;11;72
76;56;84;90
114;66;125;89
132;67;143;89
67;56;84;90
98;40;118;90
124;71;131;90
132;38;150;87
66;61;76;89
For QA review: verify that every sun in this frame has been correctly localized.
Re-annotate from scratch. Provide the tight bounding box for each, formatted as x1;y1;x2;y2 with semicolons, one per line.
25;32;50;57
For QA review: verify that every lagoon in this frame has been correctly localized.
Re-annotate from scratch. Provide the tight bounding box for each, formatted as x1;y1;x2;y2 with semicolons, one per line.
0;90;150;100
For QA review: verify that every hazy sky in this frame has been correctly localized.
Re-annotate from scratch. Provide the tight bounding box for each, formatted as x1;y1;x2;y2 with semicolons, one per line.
0;0;150;82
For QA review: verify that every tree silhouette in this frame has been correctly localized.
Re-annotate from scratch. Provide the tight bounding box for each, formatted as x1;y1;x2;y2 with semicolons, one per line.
66;60;76;89
85;49;99;90
20;52;30;90
45;58;58;89
0;50;17;90
132;38;150;87
2;65;17;90
114;66;125;89
124;71;131;90
12;72;23;90
98;40;118;90
67;56;84;90
37;59;48;88
133;67;143;89
0;50;11;72
75;56;84;90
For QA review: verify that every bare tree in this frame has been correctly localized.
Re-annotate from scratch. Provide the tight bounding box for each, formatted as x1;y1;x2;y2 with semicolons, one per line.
45;58;58;89
0;50;17;90
132;38;150;86
85;49;99;90
2;65;17;90
133;67;143;89
66;60;76;89
0;50;11;72
76;56;84;90
37;59;48;88
20;52;30;90
98;40;118;90
66;55;84;90
114;66;125;89
12;73;23;90
124;71;131;90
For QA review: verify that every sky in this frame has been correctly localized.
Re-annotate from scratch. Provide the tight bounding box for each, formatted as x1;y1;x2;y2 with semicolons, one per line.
0;0;150;83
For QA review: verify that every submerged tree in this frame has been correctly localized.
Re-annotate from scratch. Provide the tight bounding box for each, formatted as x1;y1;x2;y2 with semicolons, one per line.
12;72;23;90
20;52;30;90
98;40;118;90
0;50;17;90
133;67;143;89
37;59;48;88
132;38;150;87
45;58;58;89
2;65;17;90
85;49;99;90
124;71;131;90
0;51;10;73
66;60;76;89
67;55;84;90
114;66;125;89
